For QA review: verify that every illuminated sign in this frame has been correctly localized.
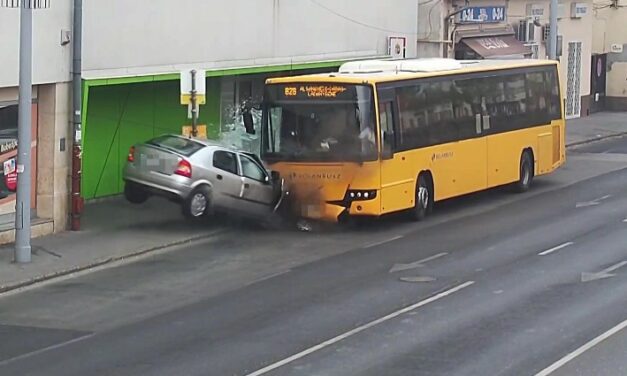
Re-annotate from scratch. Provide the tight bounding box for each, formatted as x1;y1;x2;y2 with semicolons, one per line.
277;84;351;100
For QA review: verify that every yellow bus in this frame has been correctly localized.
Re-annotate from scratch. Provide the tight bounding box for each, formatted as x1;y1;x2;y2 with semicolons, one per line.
259;58;565;223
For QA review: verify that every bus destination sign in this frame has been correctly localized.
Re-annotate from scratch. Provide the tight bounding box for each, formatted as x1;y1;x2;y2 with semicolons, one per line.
280;84;349;100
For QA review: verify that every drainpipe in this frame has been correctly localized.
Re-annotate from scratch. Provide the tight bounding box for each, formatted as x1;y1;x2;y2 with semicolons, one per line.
70;0;83;230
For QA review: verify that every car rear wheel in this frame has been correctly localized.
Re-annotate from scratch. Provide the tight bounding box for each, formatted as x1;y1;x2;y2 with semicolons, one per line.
183;186;212;219
124;182;149;204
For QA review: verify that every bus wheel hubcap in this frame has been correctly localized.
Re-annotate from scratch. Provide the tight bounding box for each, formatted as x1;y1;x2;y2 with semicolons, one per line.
418;186;429;209
523;162;530;185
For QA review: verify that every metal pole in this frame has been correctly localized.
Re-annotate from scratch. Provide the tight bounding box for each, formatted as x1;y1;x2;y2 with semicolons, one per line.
549;0;558;60
15;3;33;263
190;69;198;137
442;7;469;59
71;0;83;231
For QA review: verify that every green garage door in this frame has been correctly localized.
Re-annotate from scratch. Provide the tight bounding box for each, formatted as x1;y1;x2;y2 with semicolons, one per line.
82;79;220;199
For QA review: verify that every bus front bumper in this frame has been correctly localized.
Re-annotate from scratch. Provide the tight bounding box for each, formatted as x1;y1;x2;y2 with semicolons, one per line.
297;194;381;223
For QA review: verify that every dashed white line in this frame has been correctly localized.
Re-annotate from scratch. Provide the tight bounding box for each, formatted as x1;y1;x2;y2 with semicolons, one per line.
389;252;449;273
623;218;627;223
538;242;574;256
0;333;95;366
245;269;292;287
535;318;627;376
364;235;403;249
245;281;475;376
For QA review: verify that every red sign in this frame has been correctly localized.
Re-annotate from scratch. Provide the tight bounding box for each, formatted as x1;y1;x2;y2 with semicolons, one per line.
5;171;17;191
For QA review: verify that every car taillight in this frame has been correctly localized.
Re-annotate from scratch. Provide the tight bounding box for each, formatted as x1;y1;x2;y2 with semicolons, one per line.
127;146;135;162
174;159;192;178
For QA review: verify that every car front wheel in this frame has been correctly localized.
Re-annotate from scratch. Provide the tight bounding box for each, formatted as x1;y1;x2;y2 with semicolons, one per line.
182;186;212;219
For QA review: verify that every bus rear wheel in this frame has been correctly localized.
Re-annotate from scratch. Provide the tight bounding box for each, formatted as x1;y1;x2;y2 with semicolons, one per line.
410;174;431;221
515;151;534;193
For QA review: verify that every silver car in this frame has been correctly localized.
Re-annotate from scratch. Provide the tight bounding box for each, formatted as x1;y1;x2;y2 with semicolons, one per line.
123;134;288;219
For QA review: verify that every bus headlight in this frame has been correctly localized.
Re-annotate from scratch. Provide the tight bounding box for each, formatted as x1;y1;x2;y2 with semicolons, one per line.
345;190;377;201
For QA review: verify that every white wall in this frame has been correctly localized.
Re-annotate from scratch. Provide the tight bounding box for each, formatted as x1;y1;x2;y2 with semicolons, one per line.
593;3;627;98
82;0;419;79
0;0;73;88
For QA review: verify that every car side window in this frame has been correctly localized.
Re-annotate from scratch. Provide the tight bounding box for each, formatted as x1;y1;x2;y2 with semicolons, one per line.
213;151;238;175
240;155;267;182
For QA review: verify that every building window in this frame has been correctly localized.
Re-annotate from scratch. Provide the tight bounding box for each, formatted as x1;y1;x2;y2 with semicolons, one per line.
0;103;38;217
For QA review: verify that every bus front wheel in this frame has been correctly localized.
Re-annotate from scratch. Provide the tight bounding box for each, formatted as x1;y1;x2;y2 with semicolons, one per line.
410;174;432;221
515;151;534;193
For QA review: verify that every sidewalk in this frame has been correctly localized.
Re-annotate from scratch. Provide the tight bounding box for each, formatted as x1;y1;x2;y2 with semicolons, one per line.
0;196;225;293
566;111;627;147
1;111;626;294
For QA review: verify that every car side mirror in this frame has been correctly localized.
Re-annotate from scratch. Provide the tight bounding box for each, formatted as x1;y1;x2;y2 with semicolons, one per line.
243;112;255;135
270;170;280;182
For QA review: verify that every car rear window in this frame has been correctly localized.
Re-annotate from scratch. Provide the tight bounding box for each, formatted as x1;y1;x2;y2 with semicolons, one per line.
147;135;204;157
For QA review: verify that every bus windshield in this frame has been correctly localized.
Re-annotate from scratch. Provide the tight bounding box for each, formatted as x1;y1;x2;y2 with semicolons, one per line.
262;83;377;162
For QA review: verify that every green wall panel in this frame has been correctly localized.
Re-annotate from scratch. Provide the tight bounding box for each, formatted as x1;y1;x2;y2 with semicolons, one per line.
82;78;222;199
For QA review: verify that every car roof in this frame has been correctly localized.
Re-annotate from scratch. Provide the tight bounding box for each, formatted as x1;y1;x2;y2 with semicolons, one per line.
158;134;241;153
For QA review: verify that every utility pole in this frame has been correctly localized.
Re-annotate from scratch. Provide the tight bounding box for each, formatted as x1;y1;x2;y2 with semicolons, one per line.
190;70;198;137
15;0;33;262
549;0;558;59
1;0;49;263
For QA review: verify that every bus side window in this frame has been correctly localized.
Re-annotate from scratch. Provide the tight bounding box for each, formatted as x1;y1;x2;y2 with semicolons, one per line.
380;101;395;159
545;67;562;120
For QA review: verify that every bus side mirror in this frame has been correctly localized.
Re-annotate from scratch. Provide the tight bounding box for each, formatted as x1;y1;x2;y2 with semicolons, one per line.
243;112;255;135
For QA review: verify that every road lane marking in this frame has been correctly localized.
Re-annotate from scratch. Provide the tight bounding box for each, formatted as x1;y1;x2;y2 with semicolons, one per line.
245;281;475;376
245;270;292;287
575;194;611;208
363;235;403;249
581;260;627;282
399;276;436;283
538;242;574;256
389;252;449;273
535;318;627;376
623;218;627;223
0;333;95;366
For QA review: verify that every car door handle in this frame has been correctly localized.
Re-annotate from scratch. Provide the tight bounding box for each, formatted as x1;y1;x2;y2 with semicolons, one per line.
217;174;223;180
244;183;250;189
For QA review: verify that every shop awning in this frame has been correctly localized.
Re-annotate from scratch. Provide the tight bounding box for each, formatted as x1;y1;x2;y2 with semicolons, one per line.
460;35;532;59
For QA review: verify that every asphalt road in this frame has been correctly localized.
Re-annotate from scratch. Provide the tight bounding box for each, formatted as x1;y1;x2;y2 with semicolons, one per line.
1;137;627;376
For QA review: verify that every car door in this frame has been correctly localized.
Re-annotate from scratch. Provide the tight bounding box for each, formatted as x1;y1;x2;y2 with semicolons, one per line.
211;150;244;211
237;153;276;216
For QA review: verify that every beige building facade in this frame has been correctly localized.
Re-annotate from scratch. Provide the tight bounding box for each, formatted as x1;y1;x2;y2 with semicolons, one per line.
418;0;595;117
592;0;627;110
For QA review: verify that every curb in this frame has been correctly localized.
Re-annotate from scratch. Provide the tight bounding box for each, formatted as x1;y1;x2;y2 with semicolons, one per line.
566;132;627;148
0;228;226;296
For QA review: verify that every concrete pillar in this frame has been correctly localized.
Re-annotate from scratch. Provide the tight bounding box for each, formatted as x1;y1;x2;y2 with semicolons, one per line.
36;82;71;233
